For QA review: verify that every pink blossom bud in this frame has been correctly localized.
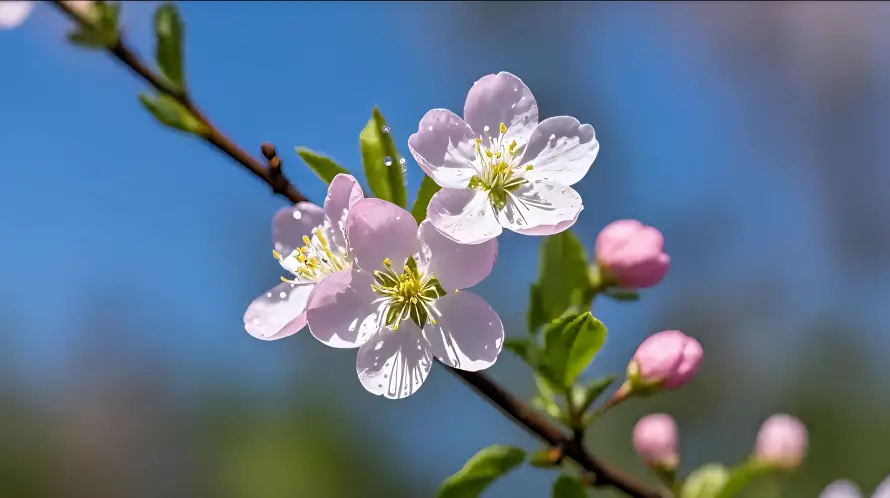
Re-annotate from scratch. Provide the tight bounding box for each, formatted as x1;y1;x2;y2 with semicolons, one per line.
0;1;34;30
754;414;808;469
628;330;703;390
632;413;679;470
595;219;670;289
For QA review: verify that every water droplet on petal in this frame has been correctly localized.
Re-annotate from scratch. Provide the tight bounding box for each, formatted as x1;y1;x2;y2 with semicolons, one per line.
266;293;273;298
399;157;406;166
427;125;433;131
483;125;490;134
279;291;287;299
384;156;393;167
560;189;566;194
382;125;391;134
252;318;260;325
292;210;302;220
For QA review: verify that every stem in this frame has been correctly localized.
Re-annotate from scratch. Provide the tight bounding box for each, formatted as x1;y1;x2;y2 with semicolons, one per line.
49;2;663;497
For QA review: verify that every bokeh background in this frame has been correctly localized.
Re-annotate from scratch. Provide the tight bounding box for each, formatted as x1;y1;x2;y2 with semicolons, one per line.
2;1;890;497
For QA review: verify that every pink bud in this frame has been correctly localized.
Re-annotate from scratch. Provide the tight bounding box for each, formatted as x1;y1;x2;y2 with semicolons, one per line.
632;413;679;470
595;219;670;289
0;1;33;30
754;414;808;469
629;330;703;390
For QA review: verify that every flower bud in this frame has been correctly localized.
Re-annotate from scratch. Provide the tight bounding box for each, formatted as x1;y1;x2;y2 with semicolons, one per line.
627;330;703;391
0;1;34;30
819;480;861;498
754;414;808;469
595;219;669;289
632;413;679;471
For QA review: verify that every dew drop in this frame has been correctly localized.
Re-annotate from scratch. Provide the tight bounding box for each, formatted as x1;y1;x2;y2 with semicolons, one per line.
279;291;287;299
560;189;566;194
428;125;433;131
382;125;391;134
378;384;383;388
266;293;273;298
399;157;406;166
292;210;302;220
252;318;260;325
483;125;490;134
384;156;393;167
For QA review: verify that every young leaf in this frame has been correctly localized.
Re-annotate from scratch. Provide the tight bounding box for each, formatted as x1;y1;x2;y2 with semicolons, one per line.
154;3;185;90
295;147;350;185
714;462;781;498
528;448;561;469
503;337;538;368
411;174;442;223
359;107;407;207
138;93;205;135
532;231;592;331
67;29;111;50
437;445;526;498
552;475;587;498
681;464;730;498
604;288;640;302
527;283;547;334
66;2;120;50
542;312;607;389
572;375;616;414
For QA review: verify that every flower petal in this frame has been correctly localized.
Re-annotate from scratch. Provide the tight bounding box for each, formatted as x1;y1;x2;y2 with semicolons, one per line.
427;188;502;245
497;181;583;236
272;202;326;256
305;270;382;348
324;173;365;247
345;198;419;272
819;481;861;498
419;220;497;290
408;110;478;189
356;322;433;399
0;1;33;30
423;291;504;372
243;281;314;341
463;72;538;147
873;477;890;498
521;116;599;186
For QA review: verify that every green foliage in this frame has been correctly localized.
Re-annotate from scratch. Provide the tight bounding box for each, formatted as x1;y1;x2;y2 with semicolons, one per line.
528;231;594;333
603;288;640;302
714;461;782;498
360;107;407;207
411;175;442;223
138;93;205;135
681;464;731;498
571;375;616;414
66;1;121;50
296;147;350;185
437;445;526;498
154;3;185;91
552;475;587;498
542;312;607;390
528;448;560;469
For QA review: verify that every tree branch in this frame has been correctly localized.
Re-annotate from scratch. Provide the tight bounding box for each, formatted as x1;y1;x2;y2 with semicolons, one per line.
49;2;662;497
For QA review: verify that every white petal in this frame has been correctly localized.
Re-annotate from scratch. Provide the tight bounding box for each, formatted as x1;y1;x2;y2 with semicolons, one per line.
427;188;502;245
0;1;33;30
356;323;433;399
521;116;599;186
819;481;861;498
272;202;326;256
496;181;583;236
408;110;478;189
463;71;539;147
873;477;890;498
243;281;314;341
423;291;503;372
419;220;497;291
323;173;364;248
345;199;420;272
305;270;382;348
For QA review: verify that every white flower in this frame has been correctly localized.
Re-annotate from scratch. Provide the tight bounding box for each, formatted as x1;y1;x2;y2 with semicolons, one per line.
820;477;890;498
408;71;599;244
304;198;503;399
0;1;34;30
243;174;363;342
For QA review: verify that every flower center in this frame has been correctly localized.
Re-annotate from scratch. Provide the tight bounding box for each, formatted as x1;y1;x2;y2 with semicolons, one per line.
274;226;350;283
468;122;534;210
370;256;447;330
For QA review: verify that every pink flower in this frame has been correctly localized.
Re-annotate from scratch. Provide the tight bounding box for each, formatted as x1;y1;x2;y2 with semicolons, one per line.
304;198;502;399
243;174;364;341
632;413;679;470
0;1;34;30
754;414;808;469
595;219;670;289
628;330;703;390
820;477;890;498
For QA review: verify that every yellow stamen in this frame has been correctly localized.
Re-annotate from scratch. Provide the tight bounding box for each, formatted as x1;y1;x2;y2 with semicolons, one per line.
272;249;281;260
499;122;507;134
302;235;311;246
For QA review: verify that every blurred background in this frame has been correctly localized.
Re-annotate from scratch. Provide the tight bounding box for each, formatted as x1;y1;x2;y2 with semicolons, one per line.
2;1;889;497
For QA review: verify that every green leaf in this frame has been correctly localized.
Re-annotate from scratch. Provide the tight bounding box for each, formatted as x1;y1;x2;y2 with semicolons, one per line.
527;283;547;334
714;462;782;498
437;445;526;498
154;3;185;90
552;475;587;498
359;107;407;207
503;337;538;368
528;448;560;469
604;288;640;302
411;174;442;223
66;29;111;50
532;231;592;331
542;312;607;389
65;2;120;50
138;93;205;135
681;464;730;498
295;147;350;185
572;375;616;414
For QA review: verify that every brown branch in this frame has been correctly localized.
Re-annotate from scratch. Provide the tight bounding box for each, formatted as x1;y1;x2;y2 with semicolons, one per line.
49;2;662;497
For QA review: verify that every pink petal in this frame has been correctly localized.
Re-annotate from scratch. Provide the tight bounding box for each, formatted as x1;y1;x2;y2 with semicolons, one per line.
323;173;364;248
423;291;503;372
305;270;381;348
272;202;325;256
427;188;502;245
243;281;314;341
463;72;538;147
356;322;433;399
872;477;890;498
819;481;861;498
408;110;478;189
521;116;599;187
0;1;33;30
345;198;419;272
495;181;583;236
419;220;497;291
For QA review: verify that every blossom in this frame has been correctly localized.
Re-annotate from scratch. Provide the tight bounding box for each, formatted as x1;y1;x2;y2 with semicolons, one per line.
243;174;363;341
627;330;703;391
596;219;670;289
304;198;502;399
753;414;808;469
0;1;34;29
820;477;890;498
408;71;598;244
632;413;679;471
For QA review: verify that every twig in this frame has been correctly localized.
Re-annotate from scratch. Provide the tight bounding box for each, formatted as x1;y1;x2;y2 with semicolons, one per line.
48;2;662;497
